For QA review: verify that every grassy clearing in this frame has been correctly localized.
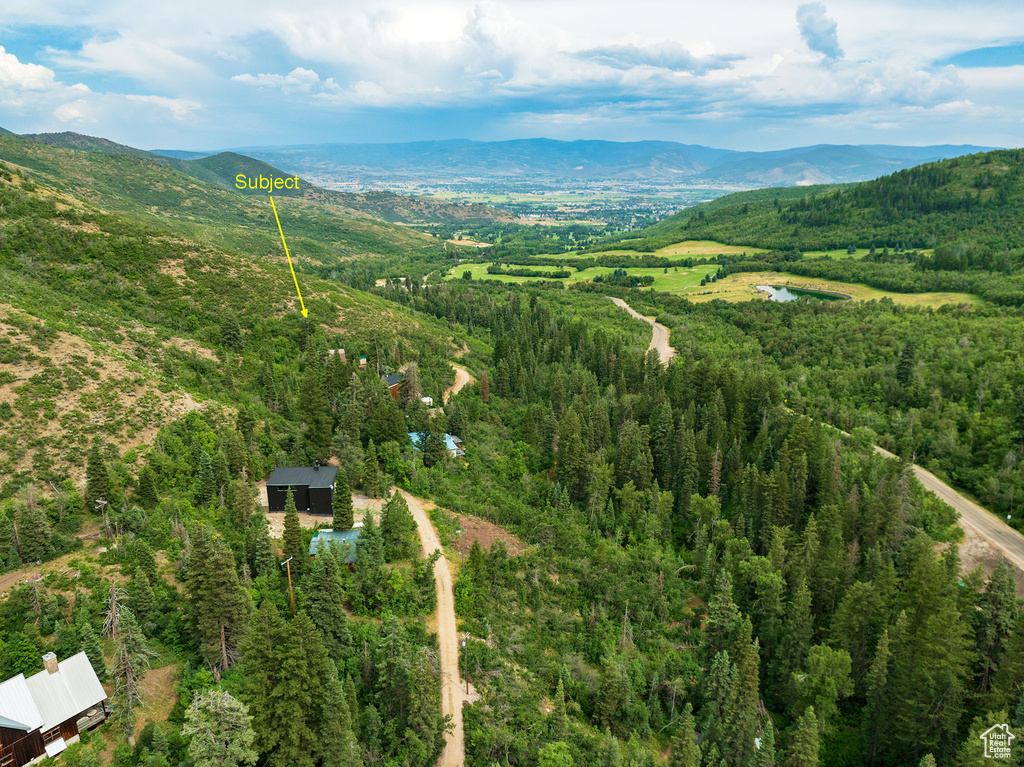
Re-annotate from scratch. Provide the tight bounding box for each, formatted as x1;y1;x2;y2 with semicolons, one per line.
683;272;982;307
527;240;768;260
799;248;872;259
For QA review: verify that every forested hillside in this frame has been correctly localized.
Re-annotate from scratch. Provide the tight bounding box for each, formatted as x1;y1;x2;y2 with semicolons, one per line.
0;124;1021;767
378;278;1024;766
629;149;1024;253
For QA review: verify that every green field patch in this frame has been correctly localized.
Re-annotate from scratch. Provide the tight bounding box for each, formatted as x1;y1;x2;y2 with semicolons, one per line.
799;248;871;259
446;263;720;290
685;272;982;307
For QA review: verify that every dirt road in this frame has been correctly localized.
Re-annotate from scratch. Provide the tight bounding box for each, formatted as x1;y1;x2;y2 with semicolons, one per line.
609;297;677;364
400;490;464;767
869;444;1024;593
444;364;474;404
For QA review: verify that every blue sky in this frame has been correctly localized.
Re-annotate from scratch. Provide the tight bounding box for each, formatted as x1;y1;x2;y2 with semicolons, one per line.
0;0;1022;151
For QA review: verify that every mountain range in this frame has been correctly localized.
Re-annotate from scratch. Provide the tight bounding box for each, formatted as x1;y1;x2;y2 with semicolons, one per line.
154;138;998;190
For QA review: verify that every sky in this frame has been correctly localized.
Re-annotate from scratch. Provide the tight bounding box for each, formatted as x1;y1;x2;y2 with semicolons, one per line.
0;0;1022;151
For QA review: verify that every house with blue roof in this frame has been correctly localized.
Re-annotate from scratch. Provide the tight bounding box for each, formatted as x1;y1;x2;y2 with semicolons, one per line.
309;528;362;564
407;432;465;457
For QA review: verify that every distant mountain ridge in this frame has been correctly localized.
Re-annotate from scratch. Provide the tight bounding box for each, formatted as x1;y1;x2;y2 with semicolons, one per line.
158;138;998;189
9;131;505;224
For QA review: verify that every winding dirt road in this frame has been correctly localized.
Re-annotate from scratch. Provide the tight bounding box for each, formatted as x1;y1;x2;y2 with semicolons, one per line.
609;297;677;364
444;364;474;404
400;490;464;767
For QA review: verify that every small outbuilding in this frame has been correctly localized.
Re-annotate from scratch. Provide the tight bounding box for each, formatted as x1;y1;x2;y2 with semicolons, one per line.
308;528;363;563
266;465;339;515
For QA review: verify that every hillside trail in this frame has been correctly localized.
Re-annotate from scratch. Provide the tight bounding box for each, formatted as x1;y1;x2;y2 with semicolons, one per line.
400;489;464;767
609;297;677;364
444;364;474;404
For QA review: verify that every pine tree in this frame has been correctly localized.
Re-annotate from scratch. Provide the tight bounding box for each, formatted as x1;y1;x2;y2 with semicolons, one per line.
230;480;255;529
381;492;417;561
137;465;158;507
332;465;354;531
918;756;936;767
669;703;700;767
896;341;916;387
480;370;490;403
197;450;217;506
704;570;741;658
221;312;243;353
183;690;258;767
363;441;381;499
283;488;305;570
303;549;352;659
130;566;155;625
134;539;158;583
729;618;762;766
245;512;277;580
422;419;448;469
188;528;252;673
15;502;50;562
353;511;387;612
79;620;107;681
111;609;153;740
86;443;111;513
240;606;332;767
786;707;819;767
597;656;623;733
754;724;776;767
318;676;363;767
551;677;568;741
862;628;891;762
405;648;445;766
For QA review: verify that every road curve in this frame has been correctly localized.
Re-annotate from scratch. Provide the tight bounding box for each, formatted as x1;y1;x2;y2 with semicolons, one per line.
869;444;1024;582
400;490;464;767
609;297;677;364
444;364;474;404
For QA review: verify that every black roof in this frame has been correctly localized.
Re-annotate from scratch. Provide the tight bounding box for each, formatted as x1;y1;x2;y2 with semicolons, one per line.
384;373;402;387
267;465;339;489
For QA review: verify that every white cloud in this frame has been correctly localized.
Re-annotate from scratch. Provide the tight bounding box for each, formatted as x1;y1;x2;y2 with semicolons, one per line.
796;2;843;61
125;94;202;119
0;46;58;90
232;67;324;92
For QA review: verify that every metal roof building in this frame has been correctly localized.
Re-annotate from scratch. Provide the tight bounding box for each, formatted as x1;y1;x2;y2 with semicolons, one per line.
0;652;108;765
309;529;363;563
266;465;338;515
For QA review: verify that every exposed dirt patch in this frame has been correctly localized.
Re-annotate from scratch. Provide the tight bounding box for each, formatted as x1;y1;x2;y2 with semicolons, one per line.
955;524;1024;597
165;336;218;362
452;513;526;558
157;260;188;280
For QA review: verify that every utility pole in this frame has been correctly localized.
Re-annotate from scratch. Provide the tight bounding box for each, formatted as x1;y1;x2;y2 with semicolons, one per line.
282;556;296;617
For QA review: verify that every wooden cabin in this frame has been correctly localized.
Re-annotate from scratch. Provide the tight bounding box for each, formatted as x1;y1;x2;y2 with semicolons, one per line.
0;652;108;766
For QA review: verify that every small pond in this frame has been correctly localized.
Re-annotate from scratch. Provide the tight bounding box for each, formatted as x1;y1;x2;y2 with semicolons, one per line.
757;285;848;302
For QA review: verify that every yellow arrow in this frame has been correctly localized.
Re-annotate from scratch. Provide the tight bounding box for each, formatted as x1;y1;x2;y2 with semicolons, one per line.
269;194;308;318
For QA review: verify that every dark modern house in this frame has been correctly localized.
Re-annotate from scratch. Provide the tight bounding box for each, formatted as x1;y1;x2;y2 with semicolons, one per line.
266;465;339;515
383;373;403;401
0;652;108;766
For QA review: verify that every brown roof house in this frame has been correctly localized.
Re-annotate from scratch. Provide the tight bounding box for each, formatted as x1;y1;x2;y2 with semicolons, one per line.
0;652;108;766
